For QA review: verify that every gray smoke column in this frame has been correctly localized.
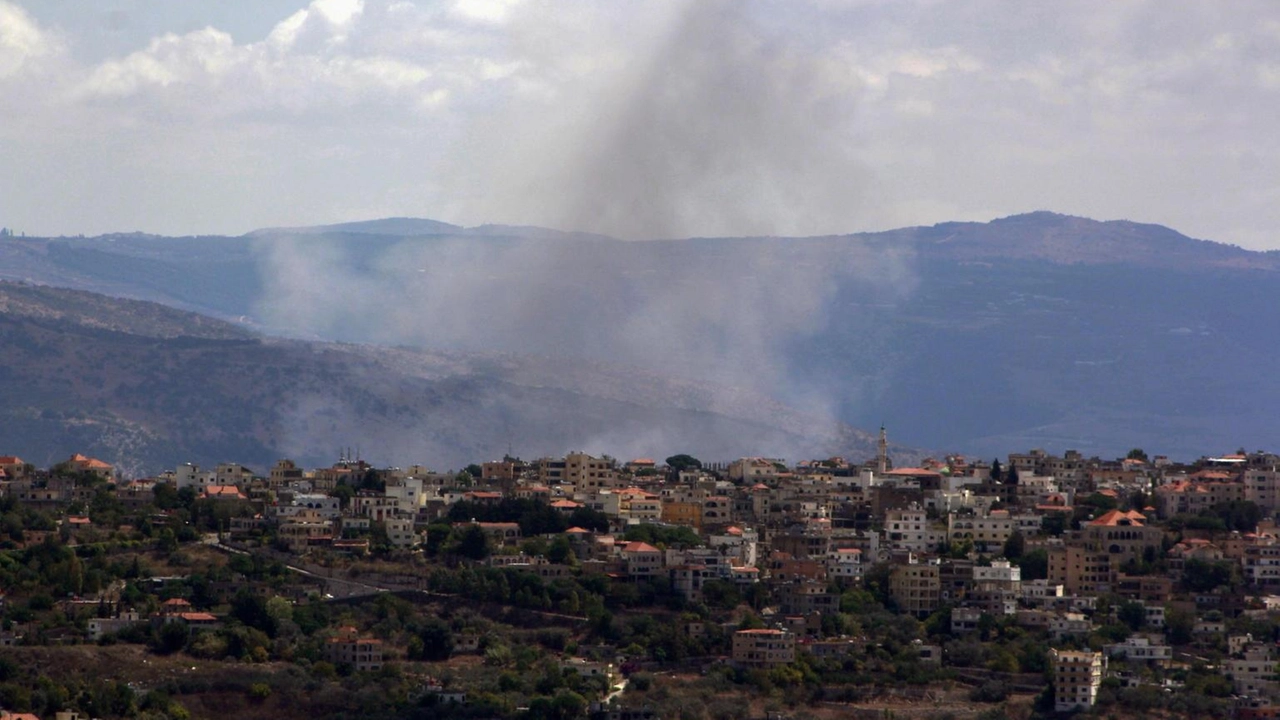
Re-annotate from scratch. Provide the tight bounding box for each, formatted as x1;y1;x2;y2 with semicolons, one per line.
459;0;867;240
251;0;916;464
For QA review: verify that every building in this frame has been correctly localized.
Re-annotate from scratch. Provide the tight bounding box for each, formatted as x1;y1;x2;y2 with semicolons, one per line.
884;506;935;552
1049;545;1114;594
1051;649;1105;712
621;541;663;577
890;560;940;617
1105;635;1172;665
326;626;384;672
1081;509;1162;565
1227;645;1278;697
732;628;796;667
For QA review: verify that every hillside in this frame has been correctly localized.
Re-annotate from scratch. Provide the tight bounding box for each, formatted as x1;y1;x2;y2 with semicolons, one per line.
2;211;1278;460
0;282;888;475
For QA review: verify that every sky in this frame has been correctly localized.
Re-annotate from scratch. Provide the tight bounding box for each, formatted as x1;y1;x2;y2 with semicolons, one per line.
2;1;1278;248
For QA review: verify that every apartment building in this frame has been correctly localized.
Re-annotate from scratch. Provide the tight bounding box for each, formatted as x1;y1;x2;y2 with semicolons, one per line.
732;629;795;667
1051;649;1105;712
890;560;941;617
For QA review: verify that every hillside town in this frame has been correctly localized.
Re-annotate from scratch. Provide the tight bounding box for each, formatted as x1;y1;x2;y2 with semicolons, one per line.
1;436;1280;720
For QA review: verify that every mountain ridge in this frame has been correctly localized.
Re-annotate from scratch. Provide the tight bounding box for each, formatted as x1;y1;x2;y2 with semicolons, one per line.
3;210;1277;461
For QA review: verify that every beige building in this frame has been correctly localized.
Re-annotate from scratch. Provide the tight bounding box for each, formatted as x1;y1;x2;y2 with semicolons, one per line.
326;626;384;672
890;560;941;617
732;628;795;667
279;509;334;552
1051;649;1105;712
1049;544;1115;594
1081;509;1162;566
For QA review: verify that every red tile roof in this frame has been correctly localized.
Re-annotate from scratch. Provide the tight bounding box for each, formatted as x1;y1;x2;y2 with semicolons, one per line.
1089;509;1147;527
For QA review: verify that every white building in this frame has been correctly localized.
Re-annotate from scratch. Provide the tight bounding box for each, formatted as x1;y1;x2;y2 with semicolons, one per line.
1051;649;1105;712
1105;635;1172;664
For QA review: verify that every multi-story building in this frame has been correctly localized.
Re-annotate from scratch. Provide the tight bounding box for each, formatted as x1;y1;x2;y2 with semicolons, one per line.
621;541;663;577
279;509;334;552
661;500;703;530
1244;543;1280;587
563;452;617;491
969;559;1022;614
1081;509;1163;565
1049;545;1115;594
890;560;940;617
884;506;936;552
325;626;383;672
1227;645;1278;697
384;517;418;548
1245;469;1280;514
268;459;304;488
1105;635;1171;665
732;629;795;667
826;547;863;584
1051;649;1105;712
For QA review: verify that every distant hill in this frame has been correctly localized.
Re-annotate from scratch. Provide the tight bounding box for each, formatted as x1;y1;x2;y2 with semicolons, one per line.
0;281;891;476
246;217;462;237
3;211;1278;460
245;217;617;243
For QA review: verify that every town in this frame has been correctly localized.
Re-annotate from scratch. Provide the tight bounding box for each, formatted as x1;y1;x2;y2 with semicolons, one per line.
0;436;1277;720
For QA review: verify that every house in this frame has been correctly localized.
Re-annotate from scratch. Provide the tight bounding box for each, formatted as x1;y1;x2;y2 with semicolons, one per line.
1082;509;1162;565
621;541;663;577
826;547;863;583
732;628;795;667
1050;612;1093;641
0;456;27;479
88;610;144;641
952;606;983;634
1105;635;1172;665
384;516;419;548
202;485;248;501
65;453;114;480
279;510;334;552
325;626;384;672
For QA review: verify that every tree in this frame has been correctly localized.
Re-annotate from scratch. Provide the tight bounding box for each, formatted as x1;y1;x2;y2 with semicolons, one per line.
1018;548;1049;580
1127;448;1149;462
331;483;355;509
1182;558;1235;593
154;620;190;654
1166;607;1194;646
664;454;702;477
1002;530;1025;561
989;459;1003;483
452;525;491;560
547;535;574;565
411;618;453;661
231;590;278;637
1118;600;1147;631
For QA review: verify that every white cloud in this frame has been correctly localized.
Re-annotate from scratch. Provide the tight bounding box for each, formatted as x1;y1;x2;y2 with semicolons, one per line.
0;1;61;78
453;0;522;24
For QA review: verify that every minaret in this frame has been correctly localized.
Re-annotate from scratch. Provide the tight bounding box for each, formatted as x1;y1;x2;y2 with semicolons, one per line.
877;425;888;474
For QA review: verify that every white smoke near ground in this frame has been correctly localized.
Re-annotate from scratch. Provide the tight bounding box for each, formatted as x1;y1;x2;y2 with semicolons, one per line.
252;0;919;464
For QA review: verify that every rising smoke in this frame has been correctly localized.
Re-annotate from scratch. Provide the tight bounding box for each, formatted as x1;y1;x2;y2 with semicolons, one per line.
456;0;868;241
253;0;917;466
